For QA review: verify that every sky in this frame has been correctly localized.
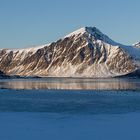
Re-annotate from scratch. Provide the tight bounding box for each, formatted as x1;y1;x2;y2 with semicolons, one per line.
0;0;140;49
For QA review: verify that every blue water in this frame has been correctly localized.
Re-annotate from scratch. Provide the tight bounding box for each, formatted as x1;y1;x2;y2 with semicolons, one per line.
0;90;140;114
0;78;140;140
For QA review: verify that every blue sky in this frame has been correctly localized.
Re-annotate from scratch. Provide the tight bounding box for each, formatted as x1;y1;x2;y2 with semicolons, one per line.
0;0;140;49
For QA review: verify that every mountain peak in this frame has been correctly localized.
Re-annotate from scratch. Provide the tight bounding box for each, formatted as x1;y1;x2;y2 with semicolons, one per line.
64;26;119;47
64;26;102;38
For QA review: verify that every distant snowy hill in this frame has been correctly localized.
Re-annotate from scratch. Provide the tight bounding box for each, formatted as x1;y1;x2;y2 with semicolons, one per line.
133;42;140;48
0;26;140;77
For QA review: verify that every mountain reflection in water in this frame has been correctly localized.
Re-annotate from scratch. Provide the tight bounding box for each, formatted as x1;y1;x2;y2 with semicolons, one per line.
0;78;140;90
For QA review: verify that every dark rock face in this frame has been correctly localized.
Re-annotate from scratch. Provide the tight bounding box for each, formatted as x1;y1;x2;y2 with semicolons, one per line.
0;70;10;78
0;27;138;77
0;70;5;76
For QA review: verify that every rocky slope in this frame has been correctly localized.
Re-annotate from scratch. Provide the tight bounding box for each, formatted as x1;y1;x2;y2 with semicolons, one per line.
0;70;9;78
0;27;140;77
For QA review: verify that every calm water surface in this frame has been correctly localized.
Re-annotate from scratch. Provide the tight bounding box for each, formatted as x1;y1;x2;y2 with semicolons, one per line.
0;77;140;90
0;77;140;140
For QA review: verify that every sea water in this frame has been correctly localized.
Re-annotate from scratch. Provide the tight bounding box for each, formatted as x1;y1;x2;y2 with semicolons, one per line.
0;78;140;140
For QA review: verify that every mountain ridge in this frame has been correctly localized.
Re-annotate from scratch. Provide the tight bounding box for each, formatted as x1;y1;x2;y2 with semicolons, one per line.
0;26;139;78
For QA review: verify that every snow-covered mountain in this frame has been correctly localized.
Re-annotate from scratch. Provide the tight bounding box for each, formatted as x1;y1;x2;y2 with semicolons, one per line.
0;26;140;77
133;42;140;48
